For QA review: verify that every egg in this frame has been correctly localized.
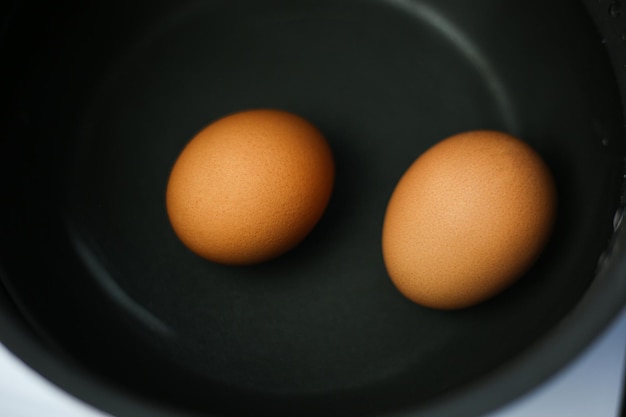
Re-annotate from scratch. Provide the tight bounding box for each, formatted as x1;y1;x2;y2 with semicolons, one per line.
382;130;557;309
166;109;334;265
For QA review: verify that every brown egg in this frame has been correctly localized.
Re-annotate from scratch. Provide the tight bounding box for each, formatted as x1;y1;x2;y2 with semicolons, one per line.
166;109;334;265
382;130;557;309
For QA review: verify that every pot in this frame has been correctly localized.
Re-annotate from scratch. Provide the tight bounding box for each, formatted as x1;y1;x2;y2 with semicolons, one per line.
1;0;625;416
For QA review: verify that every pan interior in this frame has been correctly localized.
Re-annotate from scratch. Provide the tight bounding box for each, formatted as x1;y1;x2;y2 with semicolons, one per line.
0;0;624;416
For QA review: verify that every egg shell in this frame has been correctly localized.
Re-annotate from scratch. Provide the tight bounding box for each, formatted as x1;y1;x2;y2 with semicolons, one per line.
166;109;335;265
382;130;557;309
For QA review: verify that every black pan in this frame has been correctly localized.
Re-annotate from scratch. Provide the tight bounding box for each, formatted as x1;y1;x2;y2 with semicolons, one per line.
1;0;626;416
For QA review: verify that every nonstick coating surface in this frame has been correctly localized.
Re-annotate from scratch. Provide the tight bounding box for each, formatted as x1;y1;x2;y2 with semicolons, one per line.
1;0;625;416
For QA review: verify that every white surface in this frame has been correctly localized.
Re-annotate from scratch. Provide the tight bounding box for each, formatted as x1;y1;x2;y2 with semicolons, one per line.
0;310;625;417
487;308;626;417
0;345;111;417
